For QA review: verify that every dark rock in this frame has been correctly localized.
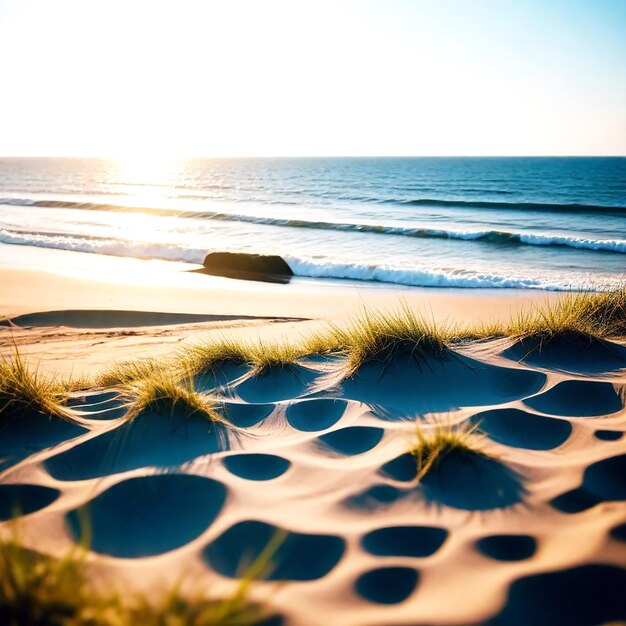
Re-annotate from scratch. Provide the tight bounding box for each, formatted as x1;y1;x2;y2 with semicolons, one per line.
198;252;293;283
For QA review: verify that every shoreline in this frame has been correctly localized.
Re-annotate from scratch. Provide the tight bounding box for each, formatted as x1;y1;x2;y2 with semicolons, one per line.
0;242;563;317
0;242;563;377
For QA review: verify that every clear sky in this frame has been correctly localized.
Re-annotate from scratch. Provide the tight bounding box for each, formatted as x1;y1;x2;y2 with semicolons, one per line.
0;0;624;157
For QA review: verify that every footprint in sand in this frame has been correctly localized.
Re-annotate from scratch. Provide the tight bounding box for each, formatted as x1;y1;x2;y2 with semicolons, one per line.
355;566;419;604
316;426;384;455
65;390;127;421
220;401;275;427
524;380;624;417
551;453;626;513
203;520;345;581
351;449;526;511
380;453;419;482
339;351;545;419
488;564;626;625
286;398;347;432
45;408;233;481
610;522;626;542
0;411;87;471
502;335;626;374
234;365;320;403
471;407;572;450
66;473;226;558
222;453;290;480
475;534;537;561
594;429;623;441
0;483;60;521
362;525;448;557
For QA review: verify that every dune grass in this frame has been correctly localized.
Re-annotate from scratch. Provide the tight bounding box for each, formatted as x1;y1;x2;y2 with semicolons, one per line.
246;339;307;373
183;337;253;374
411;422;486;481
126;590;274;626
183;335;307;376
0;528;106;626
0;350;68;420
17;285;625;397
95;357;166;388
124;375;226;423
129;529;286;626
319;305;450;375
93;288;626;391
0;530;278;626
506;287;626;344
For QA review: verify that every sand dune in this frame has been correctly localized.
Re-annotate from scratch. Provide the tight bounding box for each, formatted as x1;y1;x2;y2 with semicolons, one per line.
2;309;306;329
2;330;626;625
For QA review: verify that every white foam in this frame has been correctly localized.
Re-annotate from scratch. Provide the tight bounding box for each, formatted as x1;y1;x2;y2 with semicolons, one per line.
284;256;576;291
518;233;626;253
1;229;621;292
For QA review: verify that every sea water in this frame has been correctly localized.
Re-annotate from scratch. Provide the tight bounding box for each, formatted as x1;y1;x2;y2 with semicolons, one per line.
0;157;624;290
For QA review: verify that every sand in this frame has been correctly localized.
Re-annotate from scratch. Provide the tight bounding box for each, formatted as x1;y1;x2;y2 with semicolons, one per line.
1;244;626;625
0;243;560;379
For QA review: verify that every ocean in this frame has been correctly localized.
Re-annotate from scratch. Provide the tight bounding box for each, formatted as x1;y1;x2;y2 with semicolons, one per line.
0;156;624;291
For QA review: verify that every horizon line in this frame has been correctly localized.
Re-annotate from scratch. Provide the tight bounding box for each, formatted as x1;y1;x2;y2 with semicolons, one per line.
1;154;625;159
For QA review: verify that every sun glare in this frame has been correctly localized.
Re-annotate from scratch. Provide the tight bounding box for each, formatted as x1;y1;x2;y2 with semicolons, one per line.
115;154;179;184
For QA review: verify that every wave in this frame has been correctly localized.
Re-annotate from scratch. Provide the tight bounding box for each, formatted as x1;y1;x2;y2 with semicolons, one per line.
5;195;626;214
0;197;183;216
3;196;625;254
396;198;626;213
284;257;576;291
1;227;611;291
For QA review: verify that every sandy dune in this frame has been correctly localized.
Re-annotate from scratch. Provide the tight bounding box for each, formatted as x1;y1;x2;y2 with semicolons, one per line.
1;247;625;625
2;333;626;625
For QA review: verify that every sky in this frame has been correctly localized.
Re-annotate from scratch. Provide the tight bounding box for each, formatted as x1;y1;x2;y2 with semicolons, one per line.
0;0;624;157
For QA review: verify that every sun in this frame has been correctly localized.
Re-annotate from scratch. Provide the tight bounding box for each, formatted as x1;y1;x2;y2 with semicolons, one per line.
114;152;180;185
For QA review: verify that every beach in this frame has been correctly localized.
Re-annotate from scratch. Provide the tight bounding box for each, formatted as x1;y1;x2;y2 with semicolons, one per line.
2;0;625;618
1;242;625;625
0;243;562;378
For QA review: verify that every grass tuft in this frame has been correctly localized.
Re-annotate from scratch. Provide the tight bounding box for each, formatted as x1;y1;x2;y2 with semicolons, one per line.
0;530;278;626
124;375;226;423
410;422;485;481
508;287;626;344
246;340;307;373
0;530;109;626
183;338;252;376
183;336;306;375
95;358;166;388
0;351;68;420
126;590;273;626
328;305;450;374
301;329;350;357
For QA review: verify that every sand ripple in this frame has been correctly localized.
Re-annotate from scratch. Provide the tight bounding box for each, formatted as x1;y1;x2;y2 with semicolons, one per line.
3;340;626;624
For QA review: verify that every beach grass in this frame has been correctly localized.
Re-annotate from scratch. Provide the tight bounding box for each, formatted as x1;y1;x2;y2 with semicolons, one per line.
246;339;307;373
11;285;625;398
126;590;273;626
0;530;277;626
411;422;485;481
90;288;626;392
322;304;450;375
0;350;68;420
183;337;252;375
506;287;626;343
183;335;306;375
130;528;286;626
95;357;166;388
124;375;226;423
0;529;106;626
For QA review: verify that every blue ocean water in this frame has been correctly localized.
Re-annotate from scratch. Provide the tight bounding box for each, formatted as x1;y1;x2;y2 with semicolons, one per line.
0;157;624;290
